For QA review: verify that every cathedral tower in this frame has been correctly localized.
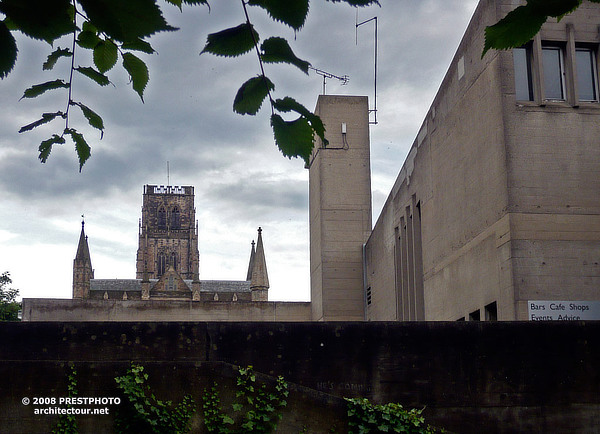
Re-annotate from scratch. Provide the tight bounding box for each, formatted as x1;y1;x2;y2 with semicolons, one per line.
135;185;199;280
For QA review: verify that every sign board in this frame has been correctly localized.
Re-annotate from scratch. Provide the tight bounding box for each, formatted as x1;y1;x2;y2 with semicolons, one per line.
528;300;600;321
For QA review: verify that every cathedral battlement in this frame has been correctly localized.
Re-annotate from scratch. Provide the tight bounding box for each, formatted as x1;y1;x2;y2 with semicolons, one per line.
144;185;193;196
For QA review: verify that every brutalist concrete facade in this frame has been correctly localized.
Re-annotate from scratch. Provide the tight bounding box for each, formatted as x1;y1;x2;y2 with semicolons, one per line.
364;0;600;321
308;95;372;321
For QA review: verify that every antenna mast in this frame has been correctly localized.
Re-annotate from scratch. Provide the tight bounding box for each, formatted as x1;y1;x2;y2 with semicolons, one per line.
310;66;349;95
167;161;170;186
356;14;378;124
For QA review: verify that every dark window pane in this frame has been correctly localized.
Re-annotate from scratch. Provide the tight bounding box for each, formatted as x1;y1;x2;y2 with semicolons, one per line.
158;207;166;229
513;47;533;101
576;48;597;101
542;46;564;100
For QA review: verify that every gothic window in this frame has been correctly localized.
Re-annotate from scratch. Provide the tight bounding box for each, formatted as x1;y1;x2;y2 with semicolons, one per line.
171;207;180;229
167;276;176;291
158;207;166;229
171;252;177;270
158;253;166;277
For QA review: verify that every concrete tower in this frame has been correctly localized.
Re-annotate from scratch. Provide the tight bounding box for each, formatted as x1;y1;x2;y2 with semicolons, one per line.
135;185;199;280
308;95;372;321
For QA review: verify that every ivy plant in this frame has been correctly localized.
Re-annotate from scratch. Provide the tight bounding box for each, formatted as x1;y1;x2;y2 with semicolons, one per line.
202;365;289;433
345;397;441;434
51;365;79;434
114;363;195;434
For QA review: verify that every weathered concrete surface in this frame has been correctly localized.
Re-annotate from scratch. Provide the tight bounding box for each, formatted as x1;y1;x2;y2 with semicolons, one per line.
22;298;312;322
1;321;599;433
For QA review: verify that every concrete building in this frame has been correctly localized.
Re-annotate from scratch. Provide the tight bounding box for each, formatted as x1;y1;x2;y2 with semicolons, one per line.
362;0;600;321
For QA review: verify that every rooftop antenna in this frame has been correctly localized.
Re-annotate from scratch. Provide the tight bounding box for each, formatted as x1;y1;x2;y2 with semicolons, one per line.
309;66;349;95
167;161;170;186
355;12;378;124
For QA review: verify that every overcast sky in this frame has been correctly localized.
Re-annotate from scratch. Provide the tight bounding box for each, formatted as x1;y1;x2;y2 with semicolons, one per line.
0;0;479;301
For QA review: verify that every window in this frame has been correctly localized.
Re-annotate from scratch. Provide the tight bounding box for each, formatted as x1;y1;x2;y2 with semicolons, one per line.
576;47;598;101
158;254;166;277
542;45;565;100
171;207;180;229
469;309;480;321
485;302;498;321
513;46;534;101
158;207;166;229
170;252;177;271
366;287;372;306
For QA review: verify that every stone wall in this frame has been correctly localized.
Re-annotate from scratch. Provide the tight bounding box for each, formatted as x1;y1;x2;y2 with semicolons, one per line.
22;299;312;322
1;321;599;433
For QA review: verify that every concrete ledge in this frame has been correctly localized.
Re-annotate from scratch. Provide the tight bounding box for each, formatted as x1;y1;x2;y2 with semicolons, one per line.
21;298;312;322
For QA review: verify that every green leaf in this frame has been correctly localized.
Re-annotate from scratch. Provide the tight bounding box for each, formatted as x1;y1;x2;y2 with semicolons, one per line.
248;0;309;30
0;0;75;43
75;66;111;86
71;102;104;132
77;30;101;49
233;75;274;115
122;52;149;102
78;0;177;43
482;5;547;56
271;113;315;163
527;0;581;17
273;96;326;144
65;128;91;171
325;0;380;5
201;23;259;57
21;79;69;99
122;39;155;54
261;37;310;74
19;111;64;133
38;134;66;163
0;21;17;79
93;40;118;73
43;47;72;71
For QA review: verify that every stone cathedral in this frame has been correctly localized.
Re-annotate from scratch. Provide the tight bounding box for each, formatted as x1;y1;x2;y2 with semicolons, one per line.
73;184;269;303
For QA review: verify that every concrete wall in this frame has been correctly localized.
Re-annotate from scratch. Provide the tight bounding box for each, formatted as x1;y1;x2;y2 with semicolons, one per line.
22;299;312;322
309;95;372;321
365;0;600;321
2;321;600;433
500;1;600;319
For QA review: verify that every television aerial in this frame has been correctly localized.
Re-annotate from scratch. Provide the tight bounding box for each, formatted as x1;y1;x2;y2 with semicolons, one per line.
310;66;349;95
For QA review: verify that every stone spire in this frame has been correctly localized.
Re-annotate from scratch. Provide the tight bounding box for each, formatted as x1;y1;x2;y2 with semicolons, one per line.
250;227;269;301
73;218;94;299
246;240;256;281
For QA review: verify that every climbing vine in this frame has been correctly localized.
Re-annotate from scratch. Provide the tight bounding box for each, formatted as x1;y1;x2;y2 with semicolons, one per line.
202;365;289;433
345;398;441;434
114;363;195;434
51;365;79;434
